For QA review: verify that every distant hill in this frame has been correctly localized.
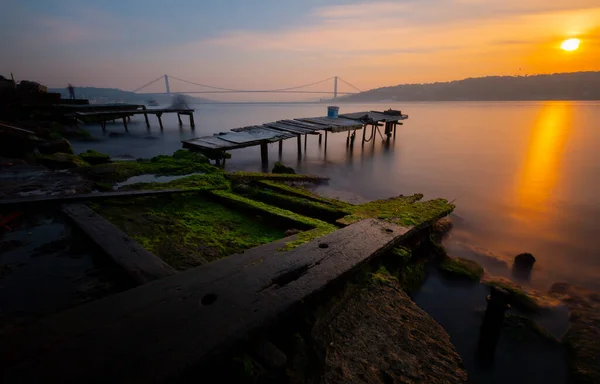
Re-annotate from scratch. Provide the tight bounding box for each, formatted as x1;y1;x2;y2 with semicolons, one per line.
48;87;214;104
340;71;600;102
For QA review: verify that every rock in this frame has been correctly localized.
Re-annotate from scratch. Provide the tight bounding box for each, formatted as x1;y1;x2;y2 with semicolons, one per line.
79;150;111;165
439;257;484;282
432;217;453;237
314;279;467;383
272;162;296;174
482;276;543;313
284;229;302;237
36;153;90;169
514;253;536;270
251;339;287;371
37;138;74;155
549;283;600;384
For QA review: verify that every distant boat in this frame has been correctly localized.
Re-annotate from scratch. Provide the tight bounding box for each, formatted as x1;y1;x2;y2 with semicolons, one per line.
147;100;159;107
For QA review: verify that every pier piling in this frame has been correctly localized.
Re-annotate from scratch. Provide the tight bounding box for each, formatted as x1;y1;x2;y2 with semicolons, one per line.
260;142;268;165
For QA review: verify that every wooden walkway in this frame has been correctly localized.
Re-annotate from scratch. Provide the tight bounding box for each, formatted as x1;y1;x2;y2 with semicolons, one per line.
0;218;418;383
68;106;195;131
182;109;408;164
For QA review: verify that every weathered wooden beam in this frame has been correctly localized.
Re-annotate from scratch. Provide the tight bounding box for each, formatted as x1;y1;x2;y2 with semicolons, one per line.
189;113;195;128
122;117;128;132
62;204;176;285
177;113;183;125
143;113;150;129
260;142;268;165
0;219;414;383
297;134;302;157
157;113;164;130
278;139;283;157
0;189;187;208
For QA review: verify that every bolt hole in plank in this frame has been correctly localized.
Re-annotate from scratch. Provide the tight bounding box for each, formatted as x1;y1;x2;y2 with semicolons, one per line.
201;293;218;306
318;243;329;249
385;228;394;233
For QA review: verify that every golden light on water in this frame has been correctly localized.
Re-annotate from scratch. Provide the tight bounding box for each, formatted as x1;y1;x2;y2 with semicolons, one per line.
516;103;572;220
561;38;580;51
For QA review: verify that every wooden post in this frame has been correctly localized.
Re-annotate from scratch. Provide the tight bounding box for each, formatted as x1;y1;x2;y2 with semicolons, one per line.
393;122;397;138
304;133;307;149
362;124;366;144
325;130;328;148
189;113;195;129
122;117;128;132
157;113;163;131
318;133;322;145
278;140;283;158
297;135;302;157
177;113;183;126
260;142;268;165
143;113;150;130
100;121;106;132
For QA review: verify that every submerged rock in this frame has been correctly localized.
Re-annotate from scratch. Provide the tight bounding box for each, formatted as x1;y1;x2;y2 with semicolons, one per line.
314;276;467;383
272;162;296;174
36;153;89;169
37;138;74;155
79;150;111;165
439;257;484;283
549;282;600;384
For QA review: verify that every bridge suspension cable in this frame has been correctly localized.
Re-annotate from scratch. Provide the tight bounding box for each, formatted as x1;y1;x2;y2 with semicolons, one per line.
130;76;164;93
167;75;336;93
337;77;362;93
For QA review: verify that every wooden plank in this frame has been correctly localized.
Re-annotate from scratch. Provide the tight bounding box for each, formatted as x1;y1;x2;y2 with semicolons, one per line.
0;189;188;208
215;129;280;144
0;219;414;383
62;204;176;285
263;122;312;135
187;136;234;149
281;119;324;130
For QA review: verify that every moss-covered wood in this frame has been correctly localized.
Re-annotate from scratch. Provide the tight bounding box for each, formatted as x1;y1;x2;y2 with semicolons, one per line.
90;194;286;270
337;194;455;228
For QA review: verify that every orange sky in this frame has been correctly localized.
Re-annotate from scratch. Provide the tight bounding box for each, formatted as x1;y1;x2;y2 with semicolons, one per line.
2;0;599;101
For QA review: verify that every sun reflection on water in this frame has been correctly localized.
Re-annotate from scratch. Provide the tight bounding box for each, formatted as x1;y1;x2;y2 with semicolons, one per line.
516;103;572;221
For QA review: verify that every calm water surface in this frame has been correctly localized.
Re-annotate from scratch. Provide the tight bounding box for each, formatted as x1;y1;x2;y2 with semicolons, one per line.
72;101;600;292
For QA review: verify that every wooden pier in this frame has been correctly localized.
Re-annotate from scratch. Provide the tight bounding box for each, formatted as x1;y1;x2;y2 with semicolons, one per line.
67;106;195;132
182;109;408;164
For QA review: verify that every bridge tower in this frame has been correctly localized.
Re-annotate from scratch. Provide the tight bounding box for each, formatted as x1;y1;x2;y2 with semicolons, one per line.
164;75;171;95
334;76;338;99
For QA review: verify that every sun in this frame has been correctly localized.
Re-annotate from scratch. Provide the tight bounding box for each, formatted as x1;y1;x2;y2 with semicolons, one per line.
561;38;580;51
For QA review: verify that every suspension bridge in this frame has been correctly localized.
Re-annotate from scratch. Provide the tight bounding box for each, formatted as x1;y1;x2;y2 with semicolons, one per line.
131;75;362;98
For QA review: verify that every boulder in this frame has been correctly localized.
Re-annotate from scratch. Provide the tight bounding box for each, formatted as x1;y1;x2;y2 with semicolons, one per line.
79;150;111;165
36;153;89;169
37;138;74;155
272;162;296;174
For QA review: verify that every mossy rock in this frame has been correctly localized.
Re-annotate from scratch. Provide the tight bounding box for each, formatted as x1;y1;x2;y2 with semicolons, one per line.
484;278;541;313
37;152;89;169
371;266;398;286
439;257;484;283
79;150;111;165
171;149;210;163
272;162;296;174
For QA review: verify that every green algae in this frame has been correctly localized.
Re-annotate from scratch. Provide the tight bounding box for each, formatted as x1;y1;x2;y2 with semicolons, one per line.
439;257;484;282
255;180;353;209
210;190;337;251
227;171;329;183
91;194;285;270
233;185;351;223
371;266;399;286
81;149;216;184
337;194;455;227
119;173;230;191
79;150;111;165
